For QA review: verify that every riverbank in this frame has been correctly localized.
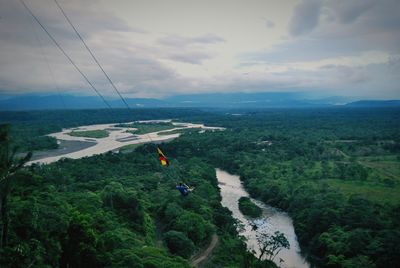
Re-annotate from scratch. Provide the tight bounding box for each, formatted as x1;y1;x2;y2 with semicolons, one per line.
27;120;224;165
216;168;309;268
29;140;96;161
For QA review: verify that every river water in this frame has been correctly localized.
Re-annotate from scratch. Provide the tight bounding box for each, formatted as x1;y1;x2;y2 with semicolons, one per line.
27;120;224;165
216;169;309;268
26;121;307;267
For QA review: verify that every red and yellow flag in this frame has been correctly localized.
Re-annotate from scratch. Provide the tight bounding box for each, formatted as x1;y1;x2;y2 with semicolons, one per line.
157;147;169;166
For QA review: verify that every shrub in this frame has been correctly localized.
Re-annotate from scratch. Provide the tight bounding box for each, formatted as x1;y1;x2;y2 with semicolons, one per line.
163;231;195;258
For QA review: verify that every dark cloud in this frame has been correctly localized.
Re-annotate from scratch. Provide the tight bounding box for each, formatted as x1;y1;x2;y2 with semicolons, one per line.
0;26;180;96
329;0;376;24
0;0;162;96
191;33;225;43
0;0;145;53
158;33;225;47
288;0;400;38
52;1;146;36
244;0;400;65
265;20;275;29
156;33;223;64
329;65;369;84
289;0;322;36
240;38;357;63
0;10;187;97
168;51;214;65
0;0;398;99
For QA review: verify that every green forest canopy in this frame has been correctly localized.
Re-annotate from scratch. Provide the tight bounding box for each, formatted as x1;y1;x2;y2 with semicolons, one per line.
0;107;399;267
68;129;109;138
238;197;262;218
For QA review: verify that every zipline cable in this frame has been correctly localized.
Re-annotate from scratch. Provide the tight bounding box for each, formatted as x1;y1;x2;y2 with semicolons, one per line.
51;0;161;145
53;0;131;110
20;0;184;185
28;15;67;110
19;0;113;110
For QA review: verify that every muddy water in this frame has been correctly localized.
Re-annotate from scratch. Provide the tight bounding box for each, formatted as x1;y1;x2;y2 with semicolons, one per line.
216;169;309;268
27;121;224;165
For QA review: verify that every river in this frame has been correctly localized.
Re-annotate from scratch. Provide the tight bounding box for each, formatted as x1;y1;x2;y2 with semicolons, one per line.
27;121;308;267
216;169;309;268
27;120;224;165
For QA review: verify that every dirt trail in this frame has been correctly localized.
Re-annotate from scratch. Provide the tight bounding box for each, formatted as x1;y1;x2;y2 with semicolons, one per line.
191;234;219;267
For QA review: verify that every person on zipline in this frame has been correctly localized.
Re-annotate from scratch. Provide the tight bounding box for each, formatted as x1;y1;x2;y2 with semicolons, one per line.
176;182;194;196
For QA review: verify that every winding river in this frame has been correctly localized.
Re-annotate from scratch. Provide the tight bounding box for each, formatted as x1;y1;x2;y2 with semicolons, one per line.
28;121;308;267
27;120;224;165
217;169;309;268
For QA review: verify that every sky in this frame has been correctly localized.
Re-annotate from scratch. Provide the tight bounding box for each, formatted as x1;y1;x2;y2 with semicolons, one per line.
0;0;399;99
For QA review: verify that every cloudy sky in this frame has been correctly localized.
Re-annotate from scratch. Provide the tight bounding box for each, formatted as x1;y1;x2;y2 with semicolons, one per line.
0;0;399;99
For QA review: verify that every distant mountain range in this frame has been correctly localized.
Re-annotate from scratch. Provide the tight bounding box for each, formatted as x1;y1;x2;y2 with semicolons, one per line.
0;95;170;110
0;93;398;110
345;100;400;107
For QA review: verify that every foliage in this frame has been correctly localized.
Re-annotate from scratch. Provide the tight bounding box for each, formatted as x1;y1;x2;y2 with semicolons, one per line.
0;124;31;254
68;130;109;138
238;197;262;218
161;107;400;267
2;107;400;267
117;122;175;134
257;231;290;261
158;129;196;136
172;211;214;245
0;122;251;267
163;231;195;258
0;109;207;152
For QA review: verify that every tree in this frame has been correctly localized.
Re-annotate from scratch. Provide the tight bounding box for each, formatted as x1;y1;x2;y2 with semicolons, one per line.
173;211;213;245
0;124;31;250
59;212;100;268
163;231;195;258
257;231;290;262
343;255;376;268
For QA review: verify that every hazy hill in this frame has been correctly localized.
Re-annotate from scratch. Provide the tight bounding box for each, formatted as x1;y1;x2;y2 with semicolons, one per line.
346;100;400;107
0;92;398;110
0;95;171;110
